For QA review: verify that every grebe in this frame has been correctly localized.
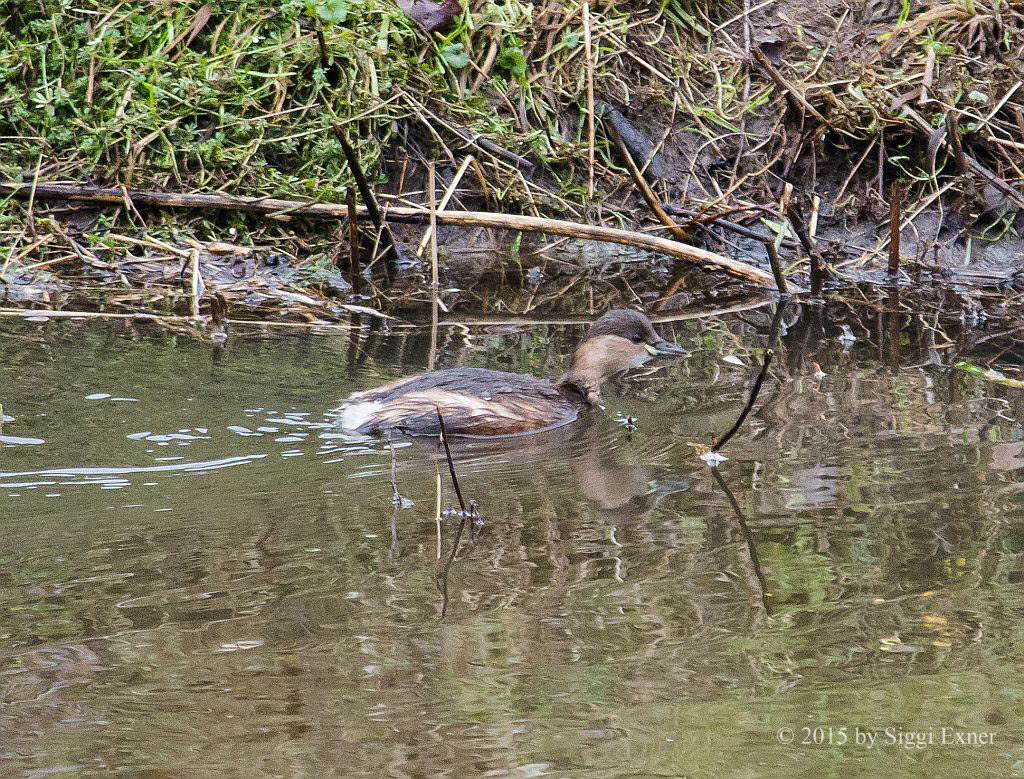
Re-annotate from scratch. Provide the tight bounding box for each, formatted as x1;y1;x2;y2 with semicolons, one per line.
335;309;685;437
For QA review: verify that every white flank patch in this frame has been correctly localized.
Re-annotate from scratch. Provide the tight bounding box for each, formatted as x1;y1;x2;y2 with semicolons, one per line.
334;400;383;431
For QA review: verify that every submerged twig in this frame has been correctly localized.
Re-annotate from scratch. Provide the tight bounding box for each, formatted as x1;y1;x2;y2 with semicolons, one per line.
709;468;771;615
711;348;774;453
435;407;466;513
434;464;443;560
434;406;474;619
436;507;469;619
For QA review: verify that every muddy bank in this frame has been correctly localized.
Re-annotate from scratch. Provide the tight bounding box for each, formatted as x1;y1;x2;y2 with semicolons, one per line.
2;1;1024;321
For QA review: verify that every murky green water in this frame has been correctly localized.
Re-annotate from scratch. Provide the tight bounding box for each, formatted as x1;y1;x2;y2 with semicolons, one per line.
2;304;1024;776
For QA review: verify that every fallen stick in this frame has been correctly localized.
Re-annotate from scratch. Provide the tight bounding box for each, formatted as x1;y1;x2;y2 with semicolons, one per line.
0;182;781;287
0;308;369;329
429;297;774;328
0;308;192;323
0;298;772;329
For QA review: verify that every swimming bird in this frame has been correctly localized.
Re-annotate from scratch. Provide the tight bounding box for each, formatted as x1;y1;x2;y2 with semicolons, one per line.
334;309;685;438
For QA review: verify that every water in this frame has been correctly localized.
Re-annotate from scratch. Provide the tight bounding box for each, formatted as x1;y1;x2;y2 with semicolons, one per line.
2;305;1024;776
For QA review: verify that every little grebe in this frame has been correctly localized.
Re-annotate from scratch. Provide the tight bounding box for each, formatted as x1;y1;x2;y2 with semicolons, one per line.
335;309;685;438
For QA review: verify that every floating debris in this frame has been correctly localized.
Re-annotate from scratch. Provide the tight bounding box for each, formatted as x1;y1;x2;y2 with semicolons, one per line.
699;451;728;467
614;414;638;432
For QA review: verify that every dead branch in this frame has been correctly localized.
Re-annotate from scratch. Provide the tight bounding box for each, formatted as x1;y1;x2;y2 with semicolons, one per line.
0;182;783;287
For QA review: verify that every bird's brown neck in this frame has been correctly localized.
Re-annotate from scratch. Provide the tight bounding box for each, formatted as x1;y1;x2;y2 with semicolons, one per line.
557;334;644;405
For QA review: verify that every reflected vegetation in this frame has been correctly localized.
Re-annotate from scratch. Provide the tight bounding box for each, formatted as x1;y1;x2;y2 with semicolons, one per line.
2;301;1024;775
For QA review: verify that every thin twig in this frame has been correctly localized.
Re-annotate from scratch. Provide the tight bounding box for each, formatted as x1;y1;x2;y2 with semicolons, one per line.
888;180;902;278
345;187;362;297
765;242;788;294
751;46;826;123
427;161;440;370
333;125;401;272
712;349;774;452
189;248;202;320
26;152;44;239
434;465;443;560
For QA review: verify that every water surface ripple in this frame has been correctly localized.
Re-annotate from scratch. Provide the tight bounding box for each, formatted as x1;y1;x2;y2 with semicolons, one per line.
1;307;1023;776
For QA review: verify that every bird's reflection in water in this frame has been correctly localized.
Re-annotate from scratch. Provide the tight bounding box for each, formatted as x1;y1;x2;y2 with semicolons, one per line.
427;419;693;616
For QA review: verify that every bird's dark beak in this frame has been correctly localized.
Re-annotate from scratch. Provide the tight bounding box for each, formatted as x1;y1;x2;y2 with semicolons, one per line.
645;339;687;357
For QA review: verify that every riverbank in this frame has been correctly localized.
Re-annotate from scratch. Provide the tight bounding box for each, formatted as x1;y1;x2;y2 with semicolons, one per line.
2;1;1023;321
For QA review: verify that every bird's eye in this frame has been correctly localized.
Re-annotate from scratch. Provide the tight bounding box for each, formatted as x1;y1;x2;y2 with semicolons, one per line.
632;334;645;344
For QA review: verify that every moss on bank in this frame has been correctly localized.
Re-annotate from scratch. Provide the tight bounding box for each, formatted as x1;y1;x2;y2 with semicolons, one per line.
0;1;697;205
2;0;430;199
